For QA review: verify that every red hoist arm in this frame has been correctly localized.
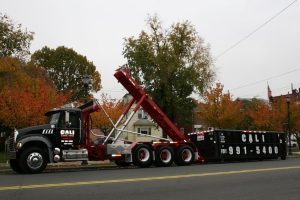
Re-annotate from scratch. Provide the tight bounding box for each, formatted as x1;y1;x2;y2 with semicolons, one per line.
114;68;188;142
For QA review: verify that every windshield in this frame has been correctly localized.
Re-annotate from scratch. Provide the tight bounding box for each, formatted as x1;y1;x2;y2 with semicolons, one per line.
48;112;60;125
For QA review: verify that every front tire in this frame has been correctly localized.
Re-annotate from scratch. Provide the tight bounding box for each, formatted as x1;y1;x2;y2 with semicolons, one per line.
19;147;48;174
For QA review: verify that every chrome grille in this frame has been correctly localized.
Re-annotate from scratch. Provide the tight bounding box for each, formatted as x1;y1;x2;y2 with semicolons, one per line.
8;135;15;152
5;134;17;159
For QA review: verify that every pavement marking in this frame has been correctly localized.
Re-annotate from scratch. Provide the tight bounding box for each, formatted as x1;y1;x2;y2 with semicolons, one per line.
0;165;300;191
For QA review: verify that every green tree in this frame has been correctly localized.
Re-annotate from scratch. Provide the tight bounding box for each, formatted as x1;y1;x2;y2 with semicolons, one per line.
30;46;101;101
123;15;214;126
0;13;34;60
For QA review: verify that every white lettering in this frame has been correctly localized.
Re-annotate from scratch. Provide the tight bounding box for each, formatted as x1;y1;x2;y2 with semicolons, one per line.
262;146;266;154
256;146;260;154
243;146;247;155
60;130;75;137
236;146;240;155
262;134;265;142
241;134;247;142
255;134;259;142
221;149;227;154
229;146;233;155
249;134;253;143
274;146;278;154
268;146;273;154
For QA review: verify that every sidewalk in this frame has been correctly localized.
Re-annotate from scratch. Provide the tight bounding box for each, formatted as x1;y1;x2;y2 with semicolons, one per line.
290;151;300;157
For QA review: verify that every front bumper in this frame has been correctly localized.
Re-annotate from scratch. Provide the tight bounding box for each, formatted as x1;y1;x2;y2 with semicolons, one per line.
5;135;16;159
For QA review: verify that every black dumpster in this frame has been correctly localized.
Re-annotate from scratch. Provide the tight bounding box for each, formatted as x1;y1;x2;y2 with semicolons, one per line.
188;129;287;161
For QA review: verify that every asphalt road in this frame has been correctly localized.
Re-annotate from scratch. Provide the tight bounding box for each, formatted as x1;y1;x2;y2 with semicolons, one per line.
0;158;300;200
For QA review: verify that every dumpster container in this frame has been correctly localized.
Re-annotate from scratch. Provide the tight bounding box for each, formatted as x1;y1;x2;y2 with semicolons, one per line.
189;129;286;161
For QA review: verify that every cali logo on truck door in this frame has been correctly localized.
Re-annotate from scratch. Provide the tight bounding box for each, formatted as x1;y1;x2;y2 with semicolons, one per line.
60;130;74;146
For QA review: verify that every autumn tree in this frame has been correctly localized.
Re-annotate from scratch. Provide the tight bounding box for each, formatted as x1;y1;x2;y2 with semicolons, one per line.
0;13;34;61
274;97;300;149
123;15;214;127
30;46;101;101
91;94;125;135
198;83;243;129
242;98;273;130
269;96;300;132
0;57;68;130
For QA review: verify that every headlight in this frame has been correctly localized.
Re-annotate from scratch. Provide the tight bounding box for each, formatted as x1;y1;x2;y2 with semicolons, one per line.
16;142;23;150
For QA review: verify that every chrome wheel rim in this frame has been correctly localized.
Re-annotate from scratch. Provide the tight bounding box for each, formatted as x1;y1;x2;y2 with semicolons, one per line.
27;152;43;170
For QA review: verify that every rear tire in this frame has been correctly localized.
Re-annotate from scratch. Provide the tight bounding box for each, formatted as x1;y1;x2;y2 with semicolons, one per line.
132;144;153;168
155;146;174;167
174;145;194;166
19;147;48;174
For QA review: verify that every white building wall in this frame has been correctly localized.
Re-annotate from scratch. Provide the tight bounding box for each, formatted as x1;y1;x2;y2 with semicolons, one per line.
117;94;163;142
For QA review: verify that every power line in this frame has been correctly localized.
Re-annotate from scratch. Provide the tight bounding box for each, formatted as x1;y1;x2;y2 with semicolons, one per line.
231;67;300;91
216;0;298;59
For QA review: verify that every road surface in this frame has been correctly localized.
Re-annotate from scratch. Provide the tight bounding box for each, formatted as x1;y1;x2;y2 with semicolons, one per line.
0;158;300;200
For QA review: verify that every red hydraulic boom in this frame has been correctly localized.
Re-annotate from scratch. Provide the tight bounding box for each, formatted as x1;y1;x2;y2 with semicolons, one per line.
114;68;188;143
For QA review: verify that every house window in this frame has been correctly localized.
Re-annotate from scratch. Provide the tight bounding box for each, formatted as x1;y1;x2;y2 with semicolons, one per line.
137;109;148;119
137;127;151;135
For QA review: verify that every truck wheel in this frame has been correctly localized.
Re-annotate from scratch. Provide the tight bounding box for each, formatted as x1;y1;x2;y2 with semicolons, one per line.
132;144;153;168
9;159;22;174
174;145;194;166
19;147;48;174
155;146;174;167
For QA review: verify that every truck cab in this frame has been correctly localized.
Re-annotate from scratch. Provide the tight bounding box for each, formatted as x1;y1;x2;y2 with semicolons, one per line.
5;105;88;174
45;108;84;148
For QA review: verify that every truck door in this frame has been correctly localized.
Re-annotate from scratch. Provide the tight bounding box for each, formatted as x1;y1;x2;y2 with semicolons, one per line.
59;111;83;147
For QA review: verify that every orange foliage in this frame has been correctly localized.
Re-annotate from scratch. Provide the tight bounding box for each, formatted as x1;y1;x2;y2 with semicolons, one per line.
0;57;68;129
246;100;273;130
269;97;300;132
245;96;300;132
198;82;300;132
198;82;243;129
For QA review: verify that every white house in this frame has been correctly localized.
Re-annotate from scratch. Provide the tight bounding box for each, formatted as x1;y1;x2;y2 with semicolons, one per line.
118;94;163;142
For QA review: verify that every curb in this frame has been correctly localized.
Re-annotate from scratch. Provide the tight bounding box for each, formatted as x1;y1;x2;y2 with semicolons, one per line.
0;161;117;173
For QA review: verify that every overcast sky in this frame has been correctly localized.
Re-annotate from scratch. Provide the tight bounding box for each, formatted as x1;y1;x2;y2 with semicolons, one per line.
1;0;300;100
